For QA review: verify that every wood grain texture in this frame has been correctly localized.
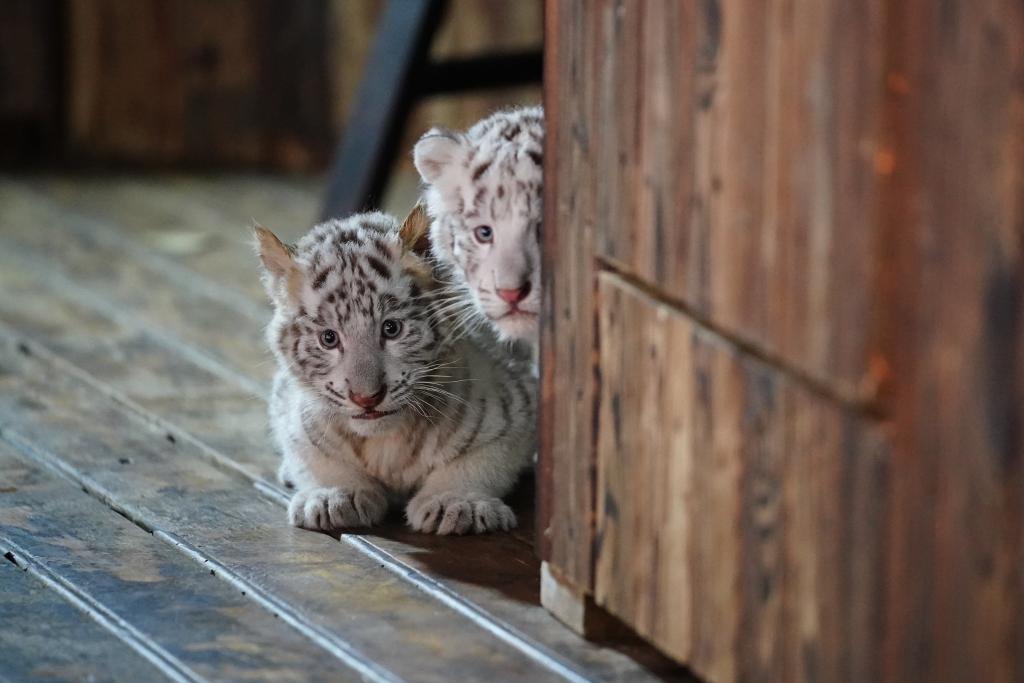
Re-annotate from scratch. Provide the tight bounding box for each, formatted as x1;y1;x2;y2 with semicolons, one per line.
0;332;570;683
0;561;172;683
0;182;273;393
538;0;599;589
593;274;888;682
67;0;331;169
0;179;681;681
544;0;1024;678
876;0;1024;680
31;174;321;305
0;447;363;683
559;0;885;404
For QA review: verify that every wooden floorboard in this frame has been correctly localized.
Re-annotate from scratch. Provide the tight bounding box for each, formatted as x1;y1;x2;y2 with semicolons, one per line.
0;331;573;683
0;560;175;683
0;183;272;392
0;176;686;682
0;446;366;683
29;175;321;306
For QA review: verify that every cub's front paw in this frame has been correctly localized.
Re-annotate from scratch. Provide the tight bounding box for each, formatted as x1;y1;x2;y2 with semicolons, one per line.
406;492;516;535
288;486;387;531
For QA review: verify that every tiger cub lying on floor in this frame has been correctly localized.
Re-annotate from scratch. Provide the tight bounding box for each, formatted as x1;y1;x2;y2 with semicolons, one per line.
255;208;535;535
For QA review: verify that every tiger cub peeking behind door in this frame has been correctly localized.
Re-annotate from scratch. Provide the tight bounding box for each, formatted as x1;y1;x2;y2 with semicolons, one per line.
414;106;544;368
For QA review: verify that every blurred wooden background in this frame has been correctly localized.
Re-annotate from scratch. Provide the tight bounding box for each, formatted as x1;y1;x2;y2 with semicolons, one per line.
0;0;541;171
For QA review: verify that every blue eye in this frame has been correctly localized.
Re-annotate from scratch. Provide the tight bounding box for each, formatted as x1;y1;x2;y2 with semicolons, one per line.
381;319;403;339
319;330;339;349
473;225;493;243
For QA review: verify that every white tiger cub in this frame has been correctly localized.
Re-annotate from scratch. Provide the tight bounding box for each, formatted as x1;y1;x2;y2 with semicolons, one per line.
413;106;543;363
256;209;535;535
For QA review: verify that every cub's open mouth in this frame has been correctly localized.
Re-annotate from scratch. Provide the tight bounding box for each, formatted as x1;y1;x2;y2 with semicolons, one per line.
352;409;396;421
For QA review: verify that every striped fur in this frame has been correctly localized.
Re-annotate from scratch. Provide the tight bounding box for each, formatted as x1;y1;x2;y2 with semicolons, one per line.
414;106;543;365
256;212;536;535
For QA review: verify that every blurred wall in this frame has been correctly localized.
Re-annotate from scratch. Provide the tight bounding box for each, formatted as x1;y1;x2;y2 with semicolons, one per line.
0;0;541;171
0;0;63;163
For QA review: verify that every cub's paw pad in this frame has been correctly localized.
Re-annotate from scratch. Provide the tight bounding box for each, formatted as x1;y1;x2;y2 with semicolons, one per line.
288;487;387;531
406;493;517;535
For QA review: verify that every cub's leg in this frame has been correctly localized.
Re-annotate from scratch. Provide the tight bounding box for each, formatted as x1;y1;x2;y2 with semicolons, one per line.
271;375;388;532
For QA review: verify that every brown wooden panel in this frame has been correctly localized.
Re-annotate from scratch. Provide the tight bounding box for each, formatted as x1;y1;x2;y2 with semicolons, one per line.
68;0;331;169
593;273;888;681
544;0;1024;677
0;0;62;165
577;0;885;403
877;0;1024;680
538;0;599;586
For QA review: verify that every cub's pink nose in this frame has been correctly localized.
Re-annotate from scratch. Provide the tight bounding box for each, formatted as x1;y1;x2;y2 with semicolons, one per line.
348;386;387;409
496;281;532;305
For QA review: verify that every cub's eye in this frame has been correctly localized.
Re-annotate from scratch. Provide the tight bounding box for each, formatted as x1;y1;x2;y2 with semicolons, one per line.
473;225;493;244
319;329;339;349
381;319;403;340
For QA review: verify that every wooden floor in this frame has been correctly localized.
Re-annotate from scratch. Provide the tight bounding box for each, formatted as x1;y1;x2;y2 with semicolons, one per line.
0;175;686;682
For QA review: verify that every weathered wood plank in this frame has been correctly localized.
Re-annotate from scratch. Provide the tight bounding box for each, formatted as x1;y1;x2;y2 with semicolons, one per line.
0;181;272;394
538;0;598;592
876;0;1024;680
0;446;367;683
27;175;321;305
545;0;1023;676
593;273;888;682
0;329;634;683
573;0;885;403
67;0;332;170
0;249;278;484
0;200;679;681
539;562;637;643
0;560;173;683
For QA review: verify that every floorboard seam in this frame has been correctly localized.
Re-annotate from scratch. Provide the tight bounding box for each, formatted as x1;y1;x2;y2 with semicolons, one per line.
0;426;400;683
0;327;267;483
0;250;268;397
253;477;592;683
596;258;883;417
5;412;589;683
0;540;202;683
156;530;402;683
18;184;272;324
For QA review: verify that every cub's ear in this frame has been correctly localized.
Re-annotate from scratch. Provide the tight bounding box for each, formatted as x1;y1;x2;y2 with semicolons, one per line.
413;129;463;184
253;223;293;278
398;204;431;257
253;222;302;305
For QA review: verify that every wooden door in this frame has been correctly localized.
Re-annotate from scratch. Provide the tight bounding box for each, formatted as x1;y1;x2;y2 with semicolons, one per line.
539;1;1023;681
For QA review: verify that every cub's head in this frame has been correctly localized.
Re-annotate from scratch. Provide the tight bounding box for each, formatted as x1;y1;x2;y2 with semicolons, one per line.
256;209;444;436
413;106;543;346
